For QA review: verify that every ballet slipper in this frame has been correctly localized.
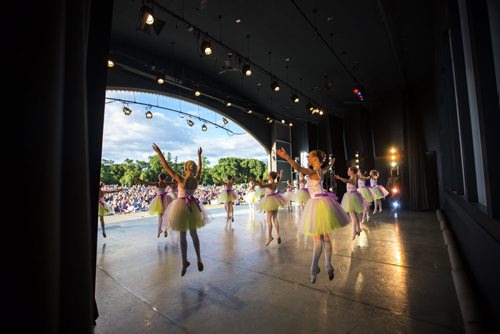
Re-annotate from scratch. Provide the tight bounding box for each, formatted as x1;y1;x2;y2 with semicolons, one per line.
265;237;274;246
181;261;190;277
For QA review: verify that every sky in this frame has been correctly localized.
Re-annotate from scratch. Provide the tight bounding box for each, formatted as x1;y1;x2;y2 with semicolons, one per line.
102;90;269;166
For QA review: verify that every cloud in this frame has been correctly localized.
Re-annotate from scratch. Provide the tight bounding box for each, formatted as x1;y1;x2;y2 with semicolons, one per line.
102;92;268;166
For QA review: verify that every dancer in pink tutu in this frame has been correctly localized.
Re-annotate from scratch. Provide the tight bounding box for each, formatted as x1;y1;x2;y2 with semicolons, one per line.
256;171;287;246
136;173;176;238
98;182;123;238
277;148;349;283
213;175;243;223
335;166;365;240
356;170;374;224
153;144;208;277
293;172;311;210
369;169;389;213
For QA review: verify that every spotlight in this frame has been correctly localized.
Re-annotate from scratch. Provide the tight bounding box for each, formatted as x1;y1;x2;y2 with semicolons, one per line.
242;64;252;76
200;39;212;56
390;147;396;154
391;162;397;167
355;159;359;163
194;90;201;97
307;103;314;112
291;94;300;103
156;75;165;85
281;120;285;124
319;110;324;116
271;81;280;92
225;101;232;107
107;60;114;68
391;155;396;160
247;108;253;114
266;117;273;124
222;117;229;125
392;187;399;194
139;4;155;28
145;111;153;119
353;84;366;102
123;106;132;116
355;153;359;158
392;201;400;209
187;119;194;127
202;124;207;131
289;122;293;127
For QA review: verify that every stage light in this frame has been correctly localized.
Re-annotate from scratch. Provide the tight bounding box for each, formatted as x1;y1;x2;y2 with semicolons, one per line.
222;117;229;125
145;111;153;119
194;90;201;97
392;187;399;194
140;4;155;28
107;60;114;68
271;81;280;92
392;201;399;208
355;153;359;158
289;122;293;127
123;106;132;116
156;75;165;85
247;108;253;114
391;162;397;167
242;64;252;76
391;155;396;160
390;147;396;154
281;120;285;124
187;119;194;127
201;124;207;131
225;101;232;107
291;94;300;103
200;39;212;56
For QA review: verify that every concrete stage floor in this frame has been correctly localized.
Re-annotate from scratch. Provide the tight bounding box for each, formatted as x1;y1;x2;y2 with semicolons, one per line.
95;205;463;333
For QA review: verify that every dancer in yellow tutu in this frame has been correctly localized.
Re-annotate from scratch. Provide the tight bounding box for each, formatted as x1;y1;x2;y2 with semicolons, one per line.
153;144;208;277
213;175;243;223
280;179;295;212
356;169;374;224
369;169;389;213
244;177;259;214
98;182;123;238
136;173;177;238
293;172;311;210
256;171;287;246
277;148;349;283
335;166;365;240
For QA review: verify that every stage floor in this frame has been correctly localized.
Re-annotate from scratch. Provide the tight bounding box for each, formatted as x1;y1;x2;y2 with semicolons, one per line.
95;205;462;333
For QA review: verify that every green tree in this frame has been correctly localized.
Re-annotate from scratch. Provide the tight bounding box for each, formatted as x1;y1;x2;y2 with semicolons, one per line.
100;159;117;184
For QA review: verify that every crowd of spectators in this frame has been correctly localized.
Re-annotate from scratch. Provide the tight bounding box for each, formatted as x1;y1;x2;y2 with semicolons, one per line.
101;184;249;215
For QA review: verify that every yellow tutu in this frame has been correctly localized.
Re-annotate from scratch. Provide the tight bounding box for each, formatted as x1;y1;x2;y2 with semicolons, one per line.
149;193;172;215
341;191;364;213
218;189;238;203
256;193;287;211
244;191;258;204
164;196;209;231
358;187;374;202
98;199;110;217
293;188;311;203
299;193;350;236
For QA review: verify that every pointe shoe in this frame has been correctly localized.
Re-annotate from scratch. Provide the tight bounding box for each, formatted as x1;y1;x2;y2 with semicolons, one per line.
277;237;281;244
232;217;234;222
310;269;320;284
181;261;191;277
265;237;274;246
327;267;334;281
164;230;168;238
157;230;162;238
379;209;383;213
103;232;107;238
198;262;204;271
373;210;377;215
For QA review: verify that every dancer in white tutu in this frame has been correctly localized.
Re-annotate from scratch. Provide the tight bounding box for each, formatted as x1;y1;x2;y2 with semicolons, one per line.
256;171;287;246
136;173;176;238
369;169;389;213
213;175;243;223
335;166;365;240
98;182;123;238
356;169;374;224
277;148;349;283
244;177;259;213
293;172;311;210
280;179;295;212
152;144;208;277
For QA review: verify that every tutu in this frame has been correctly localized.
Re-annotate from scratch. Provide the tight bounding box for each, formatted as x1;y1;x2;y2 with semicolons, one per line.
218;189;238;203
256;192;287;211
168;189;178;200
377;185;390;198
164;192;210;232
293;188;311;203
149;189;173;215
282;190;295;202
341;190;365;213
299;193;350;236
98;199;110;217
244;191;258;204
358;187;374;203
254;186;265;198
